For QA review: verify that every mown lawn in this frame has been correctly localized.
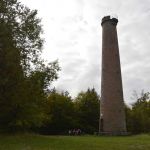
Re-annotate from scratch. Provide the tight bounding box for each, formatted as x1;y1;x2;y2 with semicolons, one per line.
0;134;150;150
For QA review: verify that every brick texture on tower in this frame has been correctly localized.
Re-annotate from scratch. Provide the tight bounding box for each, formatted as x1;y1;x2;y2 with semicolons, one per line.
100;16;127;135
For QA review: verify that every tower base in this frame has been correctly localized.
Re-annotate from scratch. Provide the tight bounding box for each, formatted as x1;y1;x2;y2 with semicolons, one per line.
99;131;129;136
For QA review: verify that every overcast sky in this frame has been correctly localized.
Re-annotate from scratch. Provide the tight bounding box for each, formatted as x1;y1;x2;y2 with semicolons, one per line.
20;0;150;104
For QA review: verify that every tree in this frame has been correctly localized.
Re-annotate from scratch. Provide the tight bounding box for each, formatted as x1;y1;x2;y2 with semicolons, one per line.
0;0;60;132
41;89;75;134
126;91;150;133
74;88;100;134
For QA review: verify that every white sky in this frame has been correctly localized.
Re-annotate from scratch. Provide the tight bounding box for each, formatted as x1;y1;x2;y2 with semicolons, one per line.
20;0;150;104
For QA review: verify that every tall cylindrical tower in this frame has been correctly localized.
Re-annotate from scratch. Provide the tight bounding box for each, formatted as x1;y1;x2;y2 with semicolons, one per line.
100;16;127;135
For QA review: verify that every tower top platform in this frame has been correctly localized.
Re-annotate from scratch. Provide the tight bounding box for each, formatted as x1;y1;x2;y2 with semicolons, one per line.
101;15;118;26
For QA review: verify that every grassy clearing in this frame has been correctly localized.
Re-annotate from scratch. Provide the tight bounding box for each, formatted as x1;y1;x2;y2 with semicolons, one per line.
0;134;150;150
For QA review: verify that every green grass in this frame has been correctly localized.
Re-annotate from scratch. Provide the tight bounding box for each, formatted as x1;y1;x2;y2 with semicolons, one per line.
0;134;150;150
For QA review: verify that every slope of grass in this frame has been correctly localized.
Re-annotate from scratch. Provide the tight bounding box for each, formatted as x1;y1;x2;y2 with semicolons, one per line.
0;134;150;150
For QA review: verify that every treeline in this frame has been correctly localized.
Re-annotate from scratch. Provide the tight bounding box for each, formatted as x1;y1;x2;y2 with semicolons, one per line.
39;88;100;135
37;90;150;135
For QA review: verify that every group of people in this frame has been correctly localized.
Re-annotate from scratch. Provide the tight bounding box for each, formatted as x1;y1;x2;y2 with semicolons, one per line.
68;129;82;135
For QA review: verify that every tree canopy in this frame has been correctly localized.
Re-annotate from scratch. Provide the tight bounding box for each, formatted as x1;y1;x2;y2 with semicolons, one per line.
0;0;60;132
74;88;100;133
126;91;150;133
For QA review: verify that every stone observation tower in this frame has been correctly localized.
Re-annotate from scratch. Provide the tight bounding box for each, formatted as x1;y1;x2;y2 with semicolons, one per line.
100;16;127;135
